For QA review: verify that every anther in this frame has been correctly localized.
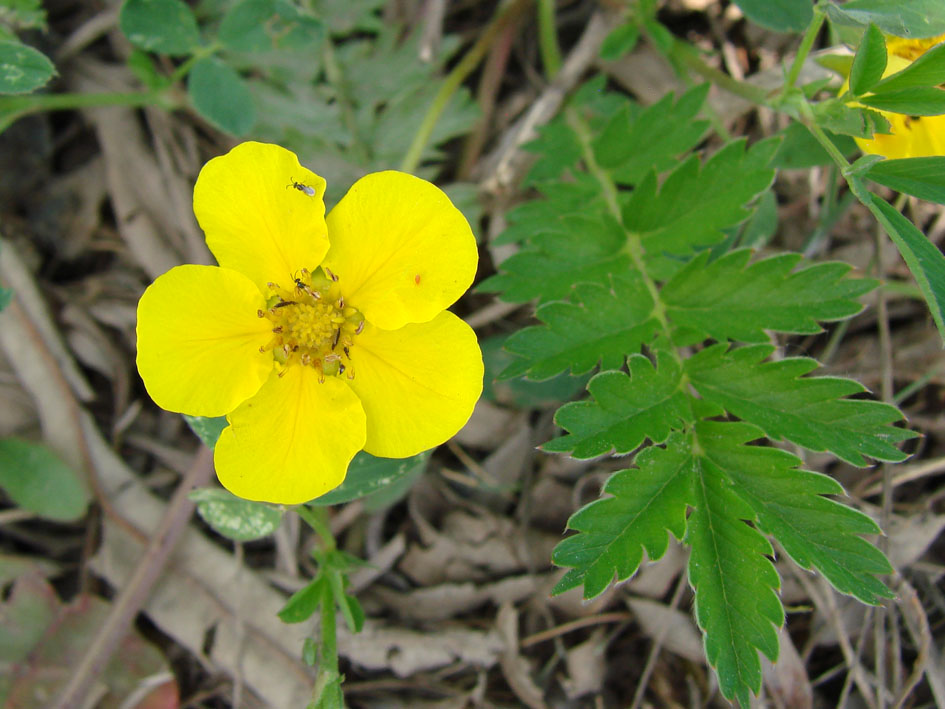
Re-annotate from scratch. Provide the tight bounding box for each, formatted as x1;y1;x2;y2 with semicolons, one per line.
332;329;340;348
355;321;365;335
343;346;350;359
272;326;283;333
338;364;346;374
336;297;344;309
257;309;265;318
325;267;339;282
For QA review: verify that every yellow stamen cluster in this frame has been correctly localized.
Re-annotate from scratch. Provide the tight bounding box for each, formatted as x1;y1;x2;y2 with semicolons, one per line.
258;267;365;382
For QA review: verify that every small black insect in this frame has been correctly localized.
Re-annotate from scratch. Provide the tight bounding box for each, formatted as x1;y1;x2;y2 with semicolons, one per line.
286;178;315;197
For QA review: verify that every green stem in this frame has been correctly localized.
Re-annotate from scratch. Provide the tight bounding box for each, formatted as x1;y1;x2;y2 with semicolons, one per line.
311;580;342;708
537;0;562;79
296;505;336;553
0;90;171;132
168;42;222;84
784;6;826;90
399;0;532;173
797;99;851;169
671;39;770;105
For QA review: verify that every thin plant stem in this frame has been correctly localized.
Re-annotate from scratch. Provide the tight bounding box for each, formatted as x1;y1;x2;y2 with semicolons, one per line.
671;39;771;105
297;504;336;552
537;0;562;78
399;0;532;173
784;6;826;90
0;90;171;133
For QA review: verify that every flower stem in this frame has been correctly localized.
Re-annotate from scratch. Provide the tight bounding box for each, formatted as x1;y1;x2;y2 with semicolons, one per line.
0;90;172;133
670;39;770;105
399;0;532;174
784;5;826;90
297;504;336;552
537;0;562;79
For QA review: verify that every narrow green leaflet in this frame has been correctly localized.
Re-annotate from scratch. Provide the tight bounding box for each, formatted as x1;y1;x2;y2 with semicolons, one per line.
189;488;283;541
661;249;875;343
278;575;327;624
544;353;688;458
732;0;812;32
699;421;893;605
867;192;945;343
813;99;890;139
859;86;945;116
523;118;584;183
866;156;945;204
686;344;916;465
849;24;887;96
872;41;945;92
599;22;640;61
501;275;657;381
551;432;694;599
688;445;783;708
118;0;201;56
188;56;256;136
0;439;89;521
826;0;945;38
482;212;631;303
623;138;777;280
0;40;55;94
592;84;710;186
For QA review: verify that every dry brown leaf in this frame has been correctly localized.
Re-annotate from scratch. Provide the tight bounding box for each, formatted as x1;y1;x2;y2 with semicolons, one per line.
627;596;703;664
497;602;547;709
762;626;812;709
559;628;608;699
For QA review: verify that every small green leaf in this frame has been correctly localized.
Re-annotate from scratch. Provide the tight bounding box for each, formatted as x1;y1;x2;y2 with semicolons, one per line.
771;122;857;169
873;41;945;93
0;438;89;521
850;24;887;95
732;0;813;32
814;99;891;139
219;0;324;53
866;192;945;343
183;415;228;449
866;156;945;204
0;0;48;31
278;575;326;624
0;286;11;311
599;22;639;61
189;488;283;541
327;570;364;633
302;637;318;666
0;40;55;94
118;0;201;55
826;0;945;38
126;50;169;90
310;451;429;506
859;86;945;116
188;56;256;136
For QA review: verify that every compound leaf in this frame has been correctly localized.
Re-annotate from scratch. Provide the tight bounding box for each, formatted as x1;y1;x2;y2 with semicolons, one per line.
662;249;876;343
698;421;893;605
544;352;689;458
686;344;916;465
501;274;657;381
551;432;694;599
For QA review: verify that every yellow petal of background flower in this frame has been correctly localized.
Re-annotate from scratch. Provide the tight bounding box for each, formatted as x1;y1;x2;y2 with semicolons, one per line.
214;367;367;504
347;311;483;457
136;265;273;417
323;171;478;330
855;113;945;159
194;142;330;292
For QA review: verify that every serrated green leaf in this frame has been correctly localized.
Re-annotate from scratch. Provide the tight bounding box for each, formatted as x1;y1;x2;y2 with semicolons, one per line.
119;0;201;55
732;0;812;32
624;139;776;280
873;40;945;93
688;439;783;708
523;118;584;183
593;84;710;186
481;335;591;407
866;156;945;204
188;56;256;136
599;22;639;61
698;421;894;605
686;344;916;465
826;0;945;38
0;40;55;94
662;249;876;342
189;488;283;541
738;190;779;248
552;432;694;599
278;575;326;623
492;176;601;246
502;275;658;381
0;438;89;521
482;212;632;304
544;353;688;458
865;192;945;343
310;450;429;506
859;86;945;116
850;24;887;95
814;99;890;139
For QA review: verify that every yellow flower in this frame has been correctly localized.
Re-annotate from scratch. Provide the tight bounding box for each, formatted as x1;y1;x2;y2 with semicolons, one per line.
136;142;483;504
853;33;945;158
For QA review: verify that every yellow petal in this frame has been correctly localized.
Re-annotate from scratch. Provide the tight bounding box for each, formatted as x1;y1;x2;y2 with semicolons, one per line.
856;113;945;158
323;171;478;330
136;265;273;417
214;367;367;504
347;311;482;457
194;142;330;292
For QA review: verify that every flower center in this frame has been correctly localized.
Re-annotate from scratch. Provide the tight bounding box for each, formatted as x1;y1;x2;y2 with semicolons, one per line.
258;267;365;382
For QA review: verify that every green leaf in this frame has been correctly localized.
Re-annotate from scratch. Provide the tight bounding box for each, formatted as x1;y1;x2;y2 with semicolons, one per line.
623;138;777;280
552;432;694;599
310;450;429;506
544;353;688;459
188;56;256;136
0;0;48;31
732;0;813;32
699;421;894;605
118;0;201;55
0;40;55;94
523;118;584;183
661;249;876;343
770;122;857;169
686;344;917;465
219;0;324;53
482;212;632;304
826;0;945;38
327;570;364;633
866;156;945;204
859;86;945;116
0;438;89;521
865;192;945;343
813;99;891;139
183;415;228;449
501;274;658;381
873;41;945;92
278;575;326;623
849;24;887;95
481;335;590;407
593;84;710;186
189;488;283;541
599;22;639;61
0;286;11;311
687;433;783;708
